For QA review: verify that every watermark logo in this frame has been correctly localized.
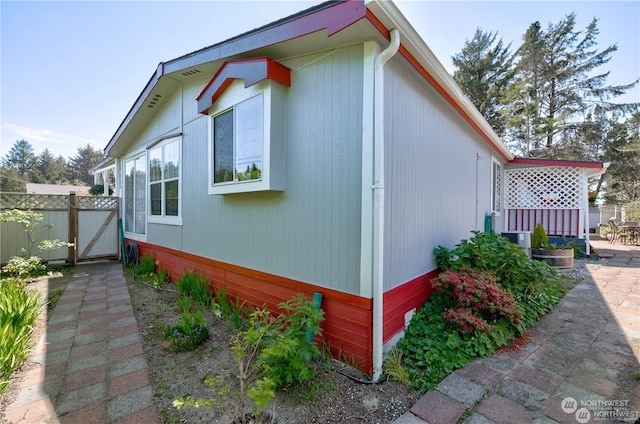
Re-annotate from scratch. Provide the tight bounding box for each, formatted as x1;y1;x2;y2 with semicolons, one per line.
562;397;578;414
561;397;639;422
575;408;591;424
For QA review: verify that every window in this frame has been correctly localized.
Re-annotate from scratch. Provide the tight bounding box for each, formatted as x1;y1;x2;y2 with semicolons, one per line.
124;154;146;236
492;159;502;215
213;95;263;184
148;136;182;225
208;79;285;195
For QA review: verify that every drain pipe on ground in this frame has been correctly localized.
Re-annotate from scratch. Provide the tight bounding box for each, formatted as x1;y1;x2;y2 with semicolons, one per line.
372;28;400;382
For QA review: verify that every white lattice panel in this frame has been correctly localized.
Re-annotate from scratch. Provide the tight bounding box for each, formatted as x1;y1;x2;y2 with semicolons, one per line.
0;193;69;210
504;166;584;209
77;196;119;210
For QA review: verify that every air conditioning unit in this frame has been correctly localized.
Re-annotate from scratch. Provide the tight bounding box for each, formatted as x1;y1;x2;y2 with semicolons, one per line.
501;231;532;257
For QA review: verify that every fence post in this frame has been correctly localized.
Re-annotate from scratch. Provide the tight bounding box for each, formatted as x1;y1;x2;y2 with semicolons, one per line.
68;192;77;265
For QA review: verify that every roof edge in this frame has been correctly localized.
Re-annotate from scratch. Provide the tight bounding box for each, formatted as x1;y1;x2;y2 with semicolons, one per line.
365;0;514;162
509;158;609;169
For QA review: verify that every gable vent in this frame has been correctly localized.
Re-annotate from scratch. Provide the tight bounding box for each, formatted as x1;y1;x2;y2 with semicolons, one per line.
182;69;202;77
146;94;162;109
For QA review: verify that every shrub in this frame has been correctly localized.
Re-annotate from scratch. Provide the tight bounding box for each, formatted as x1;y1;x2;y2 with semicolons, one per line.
431;269;523;333
532;223;548;248
257;294;325;389
0;278;42;396
401;231;568;392
163;296;209;352
1;256;46;281
174;307;278;422
434;231;557;295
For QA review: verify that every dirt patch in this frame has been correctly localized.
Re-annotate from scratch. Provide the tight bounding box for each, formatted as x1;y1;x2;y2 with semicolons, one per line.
126;277;418;424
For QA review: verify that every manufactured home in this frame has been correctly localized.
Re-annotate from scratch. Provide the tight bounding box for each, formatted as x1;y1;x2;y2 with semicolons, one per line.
98;0;607;377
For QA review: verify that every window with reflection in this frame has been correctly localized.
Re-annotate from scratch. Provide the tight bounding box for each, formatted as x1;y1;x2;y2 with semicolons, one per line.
148;136;181;224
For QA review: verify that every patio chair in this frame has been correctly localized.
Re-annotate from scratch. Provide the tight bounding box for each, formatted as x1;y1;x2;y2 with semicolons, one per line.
622;221;640;245
608;219;626;244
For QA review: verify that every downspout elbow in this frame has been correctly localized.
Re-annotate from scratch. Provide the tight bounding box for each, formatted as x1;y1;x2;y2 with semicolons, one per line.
374;29;400;70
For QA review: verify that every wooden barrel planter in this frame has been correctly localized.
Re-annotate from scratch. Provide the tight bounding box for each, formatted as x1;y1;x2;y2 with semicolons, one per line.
531;248;574;269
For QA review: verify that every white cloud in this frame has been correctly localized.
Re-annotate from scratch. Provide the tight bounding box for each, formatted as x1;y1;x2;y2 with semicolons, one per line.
1;122;99;159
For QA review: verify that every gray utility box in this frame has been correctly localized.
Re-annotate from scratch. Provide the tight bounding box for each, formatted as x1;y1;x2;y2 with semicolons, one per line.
501;231;532;258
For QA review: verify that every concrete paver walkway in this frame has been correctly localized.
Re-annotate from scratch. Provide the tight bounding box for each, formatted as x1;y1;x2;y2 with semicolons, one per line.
395;238;640;424
3;262;158;424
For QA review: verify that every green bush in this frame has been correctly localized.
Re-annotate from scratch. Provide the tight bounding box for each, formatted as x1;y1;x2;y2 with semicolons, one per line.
0;278;42;396
257;294;325;389
401;232;567;392
176;269;212;305
434;231;558;295
1;256;46;281
163;296;209;352
532;223;548;249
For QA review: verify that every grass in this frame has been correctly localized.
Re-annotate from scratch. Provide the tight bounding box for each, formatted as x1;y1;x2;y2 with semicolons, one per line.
383;348;410;385
0;278;42;397
175;269;212;305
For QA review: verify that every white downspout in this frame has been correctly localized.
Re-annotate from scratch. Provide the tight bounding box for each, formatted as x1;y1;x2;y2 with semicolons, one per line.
372;28;400;381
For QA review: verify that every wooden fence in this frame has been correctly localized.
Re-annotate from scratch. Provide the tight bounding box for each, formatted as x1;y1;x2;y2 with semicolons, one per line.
1;192;120;265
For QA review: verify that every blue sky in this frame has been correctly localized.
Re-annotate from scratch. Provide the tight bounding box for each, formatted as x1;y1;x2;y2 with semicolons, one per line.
1;1;638;160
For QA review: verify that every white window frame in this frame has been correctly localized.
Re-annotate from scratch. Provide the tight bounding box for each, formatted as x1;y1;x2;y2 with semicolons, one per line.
492;158;502;216
208;79;284;195
123;151;147;240
148;136;183;226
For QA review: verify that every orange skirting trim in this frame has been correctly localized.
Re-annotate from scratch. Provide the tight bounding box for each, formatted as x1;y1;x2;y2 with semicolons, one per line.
127;240;438;374
129;240;374;374
383;270;438;344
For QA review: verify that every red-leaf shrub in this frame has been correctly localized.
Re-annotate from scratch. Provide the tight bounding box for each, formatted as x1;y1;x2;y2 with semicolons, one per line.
431;269;523;333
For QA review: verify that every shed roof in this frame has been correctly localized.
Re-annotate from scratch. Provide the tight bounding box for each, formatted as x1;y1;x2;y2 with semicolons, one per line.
104;0;512;161
25;183;90;195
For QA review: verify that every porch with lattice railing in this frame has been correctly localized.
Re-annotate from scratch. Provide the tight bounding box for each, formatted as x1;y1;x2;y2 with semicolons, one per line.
503;166;587;238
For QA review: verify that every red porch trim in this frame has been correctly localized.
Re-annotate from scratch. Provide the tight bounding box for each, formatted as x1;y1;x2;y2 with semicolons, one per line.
506;209;581;237
128;240;374;374
197;58;291;115
510;158;606;169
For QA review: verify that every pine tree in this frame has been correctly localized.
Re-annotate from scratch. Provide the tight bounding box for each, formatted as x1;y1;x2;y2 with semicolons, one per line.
603;112;640;203
0;164;27;192
3;140;36;178
504;14;638;157
452;28;514;136
33;149;69;184
68;144;103;185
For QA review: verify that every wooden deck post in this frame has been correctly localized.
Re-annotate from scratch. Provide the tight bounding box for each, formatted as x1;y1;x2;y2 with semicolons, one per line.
67;192;77;265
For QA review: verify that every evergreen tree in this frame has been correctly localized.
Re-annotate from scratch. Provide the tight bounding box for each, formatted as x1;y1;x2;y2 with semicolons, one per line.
3;139;36;178
603;112;640;203
68;144;103;185
33;149;69;184
452;28;514;136
0;164;27;192
504;14;638;157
